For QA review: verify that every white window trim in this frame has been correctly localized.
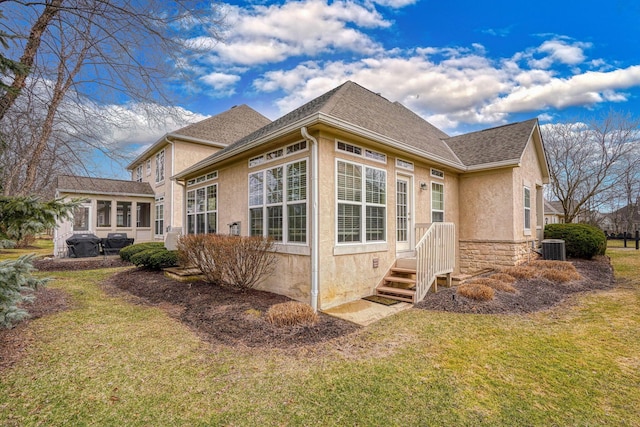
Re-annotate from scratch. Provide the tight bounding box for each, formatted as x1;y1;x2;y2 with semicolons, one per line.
335;140;387;164
155;149;165;184
335;158;387;247
431;181;445;222
431;168;444;179
247;157;309;246
396;158;414;171
248;140;309;168
154;195;164;237
186;183;218;235
524;186;532;235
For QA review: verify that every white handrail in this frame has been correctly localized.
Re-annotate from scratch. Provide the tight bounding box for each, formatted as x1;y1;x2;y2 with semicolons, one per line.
414;222;455;302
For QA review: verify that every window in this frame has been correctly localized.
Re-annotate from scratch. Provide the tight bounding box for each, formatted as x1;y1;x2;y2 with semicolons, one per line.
364;149;386;163
524;187;531;231
116;201;132;227
146;160;151;176
136;202;151;227
431;168;444;178
96;200;111;227
249;159;307;243
135;165;143;182
186;184;217;234
396;159;414;171
155;197;164;236
336;160;386;243
431;182;444;222
337;141;362;156
73;206;90;231
155;150;165;183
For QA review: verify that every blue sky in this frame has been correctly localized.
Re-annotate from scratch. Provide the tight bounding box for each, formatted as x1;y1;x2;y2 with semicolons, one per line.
107;0;640;176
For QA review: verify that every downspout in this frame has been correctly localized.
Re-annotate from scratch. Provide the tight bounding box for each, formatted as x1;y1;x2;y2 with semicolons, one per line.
164;136;175;233
301;127;319;312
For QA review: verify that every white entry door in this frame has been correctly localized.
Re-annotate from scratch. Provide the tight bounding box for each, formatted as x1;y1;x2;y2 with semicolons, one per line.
396;175;414;253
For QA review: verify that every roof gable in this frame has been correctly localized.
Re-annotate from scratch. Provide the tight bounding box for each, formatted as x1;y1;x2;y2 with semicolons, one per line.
177;81;463;177
444;118;538;167
127;105;271;169
56;175;154;197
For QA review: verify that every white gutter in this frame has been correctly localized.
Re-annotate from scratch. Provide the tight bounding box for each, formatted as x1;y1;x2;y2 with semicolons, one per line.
301;126;319;313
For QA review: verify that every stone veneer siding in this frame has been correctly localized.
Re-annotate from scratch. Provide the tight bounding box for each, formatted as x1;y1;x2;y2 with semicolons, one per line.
458;239;536;273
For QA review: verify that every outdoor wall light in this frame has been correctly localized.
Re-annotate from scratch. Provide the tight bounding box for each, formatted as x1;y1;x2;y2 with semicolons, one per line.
420;182;427;190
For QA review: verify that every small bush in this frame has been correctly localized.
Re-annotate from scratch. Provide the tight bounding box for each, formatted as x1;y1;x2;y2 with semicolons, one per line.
490;273;516;284
457;283;495;301
544;223;607;259
471;277;516;293
177;234;277;291
0;239;16;249
266;301;318;327
501;266;537;279
528;259;578;273
537;268;581;283
128;246;178;270
0;254;49;328
119;242;165;262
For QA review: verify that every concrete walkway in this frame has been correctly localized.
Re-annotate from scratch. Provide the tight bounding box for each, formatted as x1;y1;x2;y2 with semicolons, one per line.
323;299;411;326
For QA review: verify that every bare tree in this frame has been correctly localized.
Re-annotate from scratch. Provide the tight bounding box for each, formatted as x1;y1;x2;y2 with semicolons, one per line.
542;111;640;223
0;0;222;196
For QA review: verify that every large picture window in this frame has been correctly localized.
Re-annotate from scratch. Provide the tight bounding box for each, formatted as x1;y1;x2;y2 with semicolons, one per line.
187;184;217;234
431;182;444;222
117;201;132;227
249;159;307;243
336;160;386;243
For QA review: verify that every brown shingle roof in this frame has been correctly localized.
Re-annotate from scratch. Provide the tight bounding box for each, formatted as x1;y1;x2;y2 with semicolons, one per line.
171;104;271;144
178;81;463;177
56;175;154;197
443;118;538;166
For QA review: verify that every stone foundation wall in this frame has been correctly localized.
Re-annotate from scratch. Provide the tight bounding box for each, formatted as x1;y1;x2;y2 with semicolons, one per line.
459;239;536;273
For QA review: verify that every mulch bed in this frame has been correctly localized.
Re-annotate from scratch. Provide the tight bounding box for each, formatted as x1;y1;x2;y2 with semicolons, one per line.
1;255;617;369
32;256;130;271
102;269;360;349
415;256;615;314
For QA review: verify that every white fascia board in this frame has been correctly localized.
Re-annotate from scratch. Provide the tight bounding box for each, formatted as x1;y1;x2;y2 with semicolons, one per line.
58;189;156;198
165;133;228;148
465;159;521;171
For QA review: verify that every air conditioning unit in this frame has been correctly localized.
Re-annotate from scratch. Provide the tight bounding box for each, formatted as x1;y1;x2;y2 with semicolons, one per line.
542;239;566;261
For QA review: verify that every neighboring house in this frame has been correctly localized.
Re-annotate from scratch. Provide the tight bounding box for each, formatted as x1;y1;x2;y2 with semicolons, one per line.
170;81;550;309
125;104;271;239
602;199;640;234
54;175;155;257
544;199;564;225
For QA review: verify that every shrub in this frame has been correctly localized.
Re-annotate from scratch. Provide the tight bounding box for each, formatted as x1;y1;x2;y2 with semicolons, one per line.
0;254;49;328
177;234;277;291
127;245;178;270
0;239;16;249
537;268;581;283
544;223;607;259
490;273;516;284
457;283;495;301
471;277;516;293
501;266;537;279
266;301;318;327
120;242;165;262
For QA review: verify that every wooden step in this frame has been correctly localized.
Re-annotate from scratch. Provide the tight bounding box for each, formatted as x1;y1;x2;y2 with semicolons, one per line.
377;286;415;297
376;286;415;303
390;267;416;275
384;276;416;285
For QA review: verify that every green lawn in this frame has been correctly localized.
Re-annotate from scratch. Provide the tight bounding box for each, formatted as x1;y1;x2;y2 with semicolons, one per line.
1;247;639;426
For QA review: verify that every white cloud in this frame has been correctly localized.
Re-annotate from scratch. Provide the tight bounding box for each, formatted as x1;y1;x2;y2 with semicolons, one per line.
372;0;418;7
200;72;241;95
527;39;591;69
188;0;389;67
252;42;640;131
